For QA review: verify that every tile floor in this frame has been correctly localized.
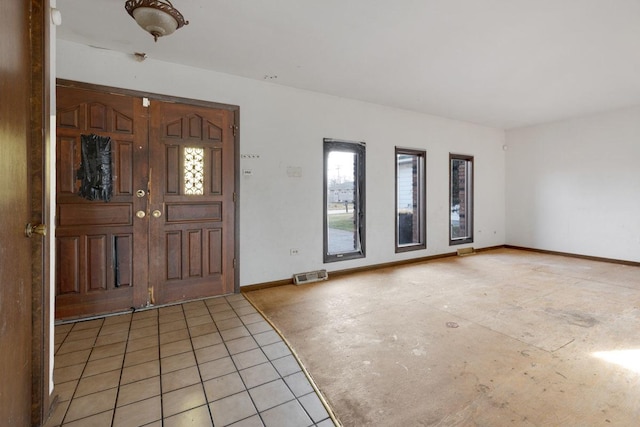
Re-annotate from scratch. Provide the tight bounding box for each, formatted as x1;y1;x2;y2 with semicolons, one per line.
46;294;337;427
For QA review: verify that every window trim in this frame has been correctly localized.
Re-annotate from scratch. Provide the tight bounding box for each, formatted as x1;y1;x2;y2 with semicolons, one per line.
395;147;426;253
323;138;366;263
449;153;474;246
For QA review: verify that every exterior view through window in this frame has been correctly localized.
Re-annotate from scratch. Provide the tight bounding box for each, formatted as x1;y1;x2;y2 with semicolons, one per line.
396;148;426;252
450;154;473;245
324;139;365;262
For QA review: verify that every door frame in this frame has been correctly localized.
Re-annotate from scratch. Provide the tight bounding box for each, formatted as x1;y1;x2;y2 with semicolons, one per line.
56;79;241;296
30;0;52;424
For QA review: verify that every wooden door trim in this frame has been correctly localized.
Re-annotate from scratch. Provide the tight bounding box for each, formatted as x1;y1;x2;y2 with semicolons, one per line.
55;79;240;294
31;0;52;424
57;79;240;112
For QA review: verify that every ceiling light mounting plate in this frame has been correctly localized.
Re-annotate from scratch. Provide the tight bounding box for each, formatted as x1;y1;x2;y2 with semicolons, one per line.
125;0;188;42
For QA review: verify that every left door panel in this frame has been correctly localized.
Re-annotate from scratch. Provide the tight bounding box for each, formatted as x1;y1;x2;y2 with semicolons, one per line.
56;85;149;318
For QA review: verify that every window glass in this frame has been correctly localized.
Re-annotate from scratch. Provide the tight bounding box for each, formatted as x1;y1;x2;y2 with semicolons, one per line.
396;148;426;252
450;154;473;245
324;139;365;262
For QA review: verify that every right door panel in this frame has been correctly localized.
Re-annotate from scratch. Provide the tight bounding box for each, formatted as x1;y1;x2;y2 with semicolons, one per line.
148;101;236;304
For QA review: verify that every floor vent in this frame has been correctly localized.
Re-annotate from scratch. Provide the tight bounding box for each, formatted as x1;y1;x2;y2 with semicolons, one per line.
457;247;476;256
293;269;328;285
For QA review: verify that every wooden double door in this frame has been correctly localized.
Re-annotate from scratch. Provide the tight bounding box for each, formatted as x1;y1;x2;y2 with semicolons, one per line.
56;84;237;319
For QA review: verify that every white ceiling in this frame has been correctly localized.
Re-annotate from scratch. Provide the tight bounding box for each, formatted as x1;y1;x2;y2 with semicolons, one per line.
56;0;640;129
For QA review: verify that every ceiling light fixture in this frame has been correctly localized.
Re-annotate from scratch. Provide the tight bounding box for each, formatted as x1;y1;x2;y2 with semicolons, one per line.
125;0;188;42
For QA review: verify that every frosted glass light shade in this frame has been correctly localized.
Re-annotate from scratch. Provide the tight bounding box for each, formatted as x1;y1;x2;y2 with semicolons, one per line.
125;0;188;42
132;7;178;38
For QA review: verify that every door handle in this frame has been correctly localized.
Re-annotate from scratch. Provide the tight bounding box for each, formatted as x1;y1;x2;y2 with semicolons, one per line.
136;210;146;218
152;210;162;218
25;223;47;238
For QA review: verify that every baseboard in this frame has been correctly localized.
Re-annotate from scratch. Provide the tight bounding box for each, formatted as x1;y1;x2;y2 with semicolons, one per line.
241;245;507;293
504;245;640;267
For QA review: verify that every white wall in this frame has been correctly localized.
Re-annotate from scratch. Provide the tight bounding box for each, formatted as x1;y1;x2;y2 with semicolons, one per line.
57;40;506;286
506;106;640;262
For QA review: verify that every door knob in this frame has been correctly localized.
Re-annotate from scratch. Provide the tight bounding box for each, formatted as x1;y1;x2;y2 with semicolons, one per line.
136;210;146;218
152;210;162;218
25;223;47;238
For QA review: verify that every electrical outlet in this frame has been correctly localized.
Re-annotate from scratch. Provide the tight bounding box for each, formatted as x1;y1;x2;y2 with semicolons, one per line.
290;248;299;256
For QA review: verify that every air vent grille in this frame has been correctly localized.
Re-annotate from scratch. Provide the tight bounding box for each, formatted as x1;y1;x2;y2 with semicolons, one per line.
293;269;328;285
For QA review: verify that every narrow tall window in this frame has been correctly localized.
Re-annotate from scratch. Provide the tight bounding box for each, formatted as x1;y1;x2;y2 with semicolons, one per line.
324;139;366;263
450;154;473;245
396;148;426;252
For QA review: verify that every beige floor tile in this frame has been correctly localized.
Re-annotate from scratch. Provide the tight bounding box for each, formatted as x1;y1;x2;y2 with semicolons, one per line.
55;349;91;369
246;321;272;335
82;354;124;377
283;372;313;397
220;326;251;341
298;392;330;423
194;343;229;364
75;369;120;397
225;336;259;355
53;363;85;384
248;379;294;412
216;317;244;331
203;372;246;402
56;337;97;355
126;335;158;353
159;311;185;324
102;313;131;326
89;341;127;361
271;355;301;377
94;330;129;347
66;328;101;342
239;363;280;389
260;400;312;427
64;388;117;423
43;399;70;427
159;319;187;335
191;332;223;350
232;349;268;370
98;323;129;336
130;316;158;330
228;414;264;427
123;346;158;367
128;325;159;341
120;360;160;385
188;322;218;337
159;327;190;345
71;319;104;331
160;338;192;358
234;305;258;317
161;365;201;393
240;313;266;325
211;309;237;322
162;383;206;417
198;356;237;381
161;350;197;373
63;410;113;427
163;405;213;427
113;396;162;427
261;342;291;361
186;314;214;328
252;330;281;347
209;391;257;426
116;376;160;407
53;379;78;402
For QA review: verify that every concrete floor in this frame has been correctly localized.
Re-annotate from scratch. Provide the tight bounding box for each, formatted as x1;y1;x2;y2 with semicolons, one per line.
245;248;640;426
